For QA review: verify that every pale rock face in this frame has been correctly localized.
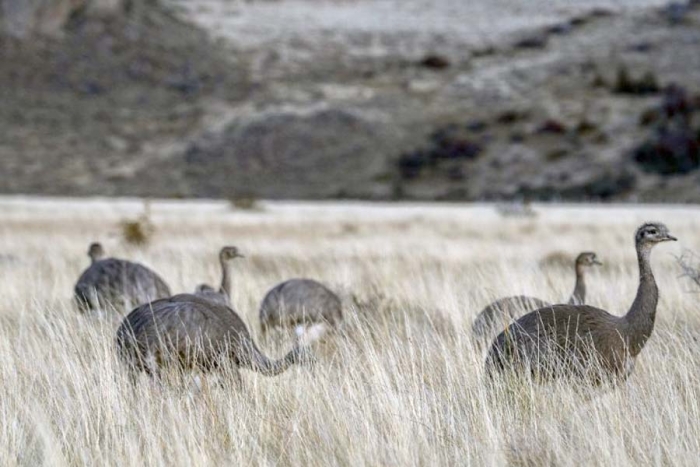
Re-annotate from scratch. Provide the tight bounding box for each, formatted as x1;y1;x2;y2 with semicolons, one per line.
0;0;121;38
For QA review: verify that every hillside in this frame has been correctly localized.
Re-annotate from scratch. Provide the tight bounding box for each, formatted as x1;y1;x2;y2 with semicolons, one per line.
1;0;699;201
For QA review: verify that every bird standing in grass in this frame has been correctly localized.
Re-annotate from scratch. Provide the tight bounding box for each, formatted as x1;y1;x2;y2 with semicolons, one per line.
473;252;602;339
74;242;171;313
485;223;676;384
116;293;312;384
259;278;342;340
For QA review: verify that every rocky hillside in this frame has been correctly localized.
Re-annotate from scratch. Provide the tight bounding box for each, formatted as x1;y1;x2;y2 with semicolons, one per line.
1;0;700;201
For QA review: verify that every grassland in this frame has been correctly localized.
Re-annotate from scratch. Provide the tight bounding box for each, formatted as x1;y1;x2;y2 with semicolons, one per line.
1;197;699;466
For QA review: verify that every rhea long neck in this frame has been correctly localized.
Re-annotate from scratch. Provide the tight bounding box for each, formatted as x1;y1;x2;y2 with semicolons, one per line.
242;340;300;376
568;263;586;305
219;258;232;302
623;243;659;356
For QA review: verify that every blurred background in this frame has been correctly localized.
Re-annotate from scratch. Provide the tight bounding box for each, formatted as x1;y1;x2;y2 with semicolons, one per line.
1;0;699;202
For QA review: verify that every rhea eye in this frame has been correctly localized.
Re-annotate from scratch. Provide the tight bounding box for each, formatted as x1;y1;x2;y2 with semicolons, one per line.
649;229;657;235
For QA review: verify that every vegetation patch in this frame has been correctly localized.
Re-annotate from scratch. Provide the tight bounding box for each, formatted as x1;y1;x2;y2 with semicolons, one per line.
632;85;700;175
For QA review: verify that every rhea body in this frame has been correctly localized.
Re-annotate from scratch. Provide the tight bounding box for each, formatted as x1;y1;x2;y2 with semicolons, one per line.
74;242;171;313
259;278;342;334
473;252;602;338
485;223;676;383
193;246;243;306
116;293;309;378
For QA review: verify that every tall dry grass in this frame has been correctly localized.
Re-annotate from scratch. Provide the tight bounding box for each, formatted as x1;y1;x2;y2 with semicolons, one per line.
1;197;699;466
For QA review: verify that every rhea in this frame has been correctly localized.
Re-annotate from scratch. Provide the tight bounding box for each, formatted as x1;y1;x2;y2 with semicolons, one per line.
193;246;243;306
259;278;342;338
116;293;311;383
74;242;171;313
485;223;676;384
473;252;602;339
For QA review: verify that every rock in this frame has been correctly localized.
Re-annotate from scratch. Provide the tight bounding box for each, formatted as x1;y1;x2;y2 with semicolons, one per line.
165;65;203;96
418;54;451;70
628;42;654;53
662;2;691;24
661;84;693;121
398;152;428;179
513;34;548;49
575;119;598;135
639;108;661;126
1;0;124;38
590;8;615;18
536;119;568;134
396;125;484;181
106;135;129;152
495;109;529;124
406;79;441;94
547;22;573;35
429;128;483;161
466;120;488;132
638;85;693;126
446;165;466;181
181;107;398;198
614;67;660;95
78;80;104;95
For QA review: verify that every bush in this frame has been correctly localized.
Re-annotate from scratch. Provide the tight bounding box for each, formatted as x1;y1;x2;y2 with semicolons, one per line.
230;196;261;211
614;66;659;95
120;201;154;246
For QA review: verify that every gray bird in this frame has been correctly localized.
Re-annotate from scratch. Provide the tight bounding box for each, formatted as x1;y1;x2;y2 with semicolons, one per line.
472;252;602;339
485;223;676;384
116;293;311;382
259;278;342;337
74;242;171;313
193;246;244;306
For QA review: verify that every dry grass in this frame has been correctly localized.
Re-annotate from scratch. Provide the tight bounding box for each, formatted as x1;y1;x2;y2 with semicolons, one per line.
1;197;700;466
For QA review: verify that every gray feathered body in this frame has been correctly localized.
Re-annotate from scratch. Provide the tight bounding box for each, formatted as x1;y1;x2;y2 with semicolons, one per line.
472;295;551;339
484;223;675;384
485;304;632;383
259;278;342;331
74;258;171;313
194;284;229;306
116;294;306;375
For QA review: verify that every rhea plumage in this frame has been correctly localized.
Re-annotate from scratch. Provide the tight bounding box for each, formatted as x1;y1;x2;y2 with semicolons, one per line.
74;242;171;313
193;284;228;306
259;278;342;335
485;223;676;384
116;293;311;380
473;252;602;339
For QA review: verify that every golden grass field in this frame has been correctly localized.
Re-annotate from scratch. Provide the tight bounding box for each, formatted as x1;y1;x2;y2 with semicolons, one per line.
1;197;699;466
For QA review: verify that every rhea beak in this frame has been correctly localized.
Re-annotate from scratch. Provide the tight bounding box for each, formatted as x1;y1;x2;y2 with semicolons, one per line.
236;253;246;258
664;235;678;242
593;259;603;266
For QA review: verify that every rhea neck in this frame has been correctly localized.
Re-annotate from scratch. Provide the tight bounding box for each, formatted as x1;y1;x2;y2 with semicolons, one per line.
218;257;233;301
568;263;586;305
623;242;658;356
239;340;301;376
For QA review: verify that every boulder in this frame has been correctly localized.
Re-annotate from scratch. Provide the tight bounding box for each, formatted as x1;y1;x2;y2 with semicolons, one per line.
182;107;399;198
0;0;122;38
